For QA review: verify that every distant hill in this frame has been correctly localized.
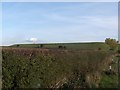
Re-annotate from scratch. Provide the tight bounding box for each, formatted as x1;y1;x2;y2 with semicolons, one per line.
10;42;110;51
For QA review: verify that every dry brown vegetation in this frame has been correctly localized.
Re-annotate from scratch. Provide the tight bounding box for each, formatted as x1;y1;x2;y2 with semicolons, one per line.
2;47;116;88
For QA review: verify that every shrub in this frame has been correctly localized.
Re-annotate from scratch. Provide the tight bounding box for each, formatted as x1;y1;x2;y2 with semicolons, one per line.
2;48;113;88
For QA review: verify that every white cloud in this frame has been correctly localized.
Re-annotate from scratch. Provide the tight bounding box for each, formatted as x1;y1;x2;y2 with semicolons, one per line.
27;38;38;42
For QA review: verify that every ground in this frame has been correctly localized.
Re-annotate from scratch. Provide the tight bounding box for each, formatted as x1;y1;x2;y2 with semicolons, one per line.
2;42;119;88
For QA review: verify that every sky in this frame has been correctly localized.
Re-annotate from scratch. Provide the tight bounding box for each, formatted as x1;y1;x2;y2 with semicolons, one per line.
1;2;118;46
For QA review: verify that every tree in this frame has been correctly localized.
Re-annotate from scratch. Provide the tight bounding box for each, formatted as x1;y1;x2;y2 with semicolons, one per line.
58;46;63;49
16;45;20;47
105;38;118;50
40;44;43;48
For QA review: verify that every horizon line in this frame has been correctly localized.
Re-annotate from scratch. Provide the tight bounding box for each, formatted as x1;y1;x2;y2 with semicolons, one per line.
1;41;105;46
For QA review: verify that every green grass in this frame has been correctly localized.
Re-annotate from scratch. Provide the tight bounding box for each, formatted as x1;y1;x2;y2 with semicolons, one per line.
99;55;118;88
99;74;118;88
11;42;110;50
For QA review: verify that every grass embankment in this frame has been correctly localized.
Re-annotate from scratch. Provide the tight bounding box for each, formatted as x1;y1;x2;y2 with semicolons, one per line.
99;56;118;88
2;47;115;88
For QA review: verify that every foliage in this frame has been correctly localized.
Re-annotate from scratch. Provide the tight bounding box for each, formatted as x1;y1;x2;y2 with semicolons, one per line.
2;47;114;88
105;38;118;50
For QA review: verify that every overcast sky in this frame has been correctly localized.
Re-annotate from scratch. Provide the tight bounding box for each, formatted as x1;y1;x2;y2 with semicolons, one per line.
2;2;118;45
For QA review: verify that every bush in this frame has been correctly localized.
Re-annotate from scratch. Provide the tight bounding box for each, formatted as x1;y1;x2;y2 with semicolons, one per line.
2;48;113;88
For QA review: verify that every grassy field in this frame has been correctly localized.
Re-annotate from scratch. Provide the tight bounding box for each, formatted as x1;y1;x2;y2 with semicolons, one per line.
2;42;119;88
11;42;110;50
